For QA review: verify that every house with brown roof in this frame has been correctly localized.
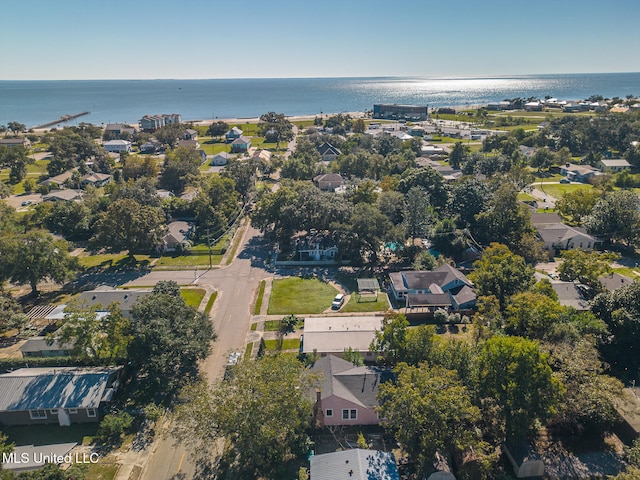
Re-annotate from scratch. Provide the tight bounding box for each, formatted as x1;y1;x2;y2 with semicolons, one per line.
389;264;476;311
81;172;112;188
313;173;344;192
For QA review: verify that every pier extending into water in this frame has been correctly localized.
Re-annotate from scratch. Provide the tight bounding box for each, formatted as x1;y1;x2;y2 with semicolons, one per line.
33;111;90;129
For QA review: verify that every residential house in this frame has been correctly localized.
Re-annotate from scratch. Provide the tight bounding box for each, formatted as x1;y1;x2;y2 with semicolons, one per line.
301;316;383;360
140;141;161;154
230;136;251;153
530;212;563;227
313;173;344;192
253;149;272;162
295;232;338;261
309;355;392;427
19;337;73;358
389;264;476;311
210;152;230;166
415;158;462;181
78;287;152;318
177;139;200;150
550;281;590;310
559;163;600;183
225;126;243;142
310;449;400;480
598;272;635;292
0;137;31;148
536;223;600;251
103;139;132;153
104;123;136;137
42;189;83;202
156;189;175;199
599;158;632;173
524;101;543;111
182;128;198;140
159;221;193;253
40;169;75;187
80;172;112;188
408;126;426;137
317;142;342;161
0;367;122;426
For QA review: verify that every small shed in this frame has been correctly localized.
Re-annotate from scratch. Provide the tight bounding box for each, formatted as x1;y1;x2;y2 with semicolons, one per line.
357;278;381;302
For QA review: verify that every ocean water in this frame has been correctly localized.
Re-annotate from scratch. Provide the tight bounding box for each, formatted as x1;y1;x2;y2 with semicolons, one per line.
1;73;639;128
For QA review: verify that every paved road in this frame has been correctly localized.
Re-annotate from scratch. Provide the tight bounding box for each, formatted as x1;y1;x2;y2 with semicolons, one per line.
131;224;272;480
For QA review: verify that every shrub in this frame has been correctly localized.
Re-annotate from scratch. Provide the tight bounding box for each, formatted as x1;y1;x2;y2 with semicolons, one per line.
96;411;134;444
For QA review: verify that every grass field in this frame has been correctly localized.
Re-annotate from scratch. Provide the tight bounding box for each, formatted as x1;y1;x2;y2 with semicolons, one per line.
85;463;119;480
155;253;222;267
264;338;301;351
180;288;206;308
78;253;151;269
539;183;593;199
517;192;537;202
342;293;390;313
253;280;266;315
267;277;338;314
204;291;217;315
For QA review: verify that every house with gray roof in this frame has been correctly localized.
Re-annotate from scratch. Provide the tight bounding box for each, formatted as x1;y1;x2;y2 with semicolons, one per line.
389;264;476;311
42;189;83;202
225;126;243;142
310;355;392;427
81;172;112;188
0;367;122;426
310;449;400;480
559;162;599;183
317;142;342;161
0;137;31;148
210;152;230;166
599;158;632;173
550;281;590;310
598;272;635;292
536;223;600;251
231;136;251;153
159;221;193;253
19;337;73;358
78;287;152;318
302;316;383;360
103;139;132;153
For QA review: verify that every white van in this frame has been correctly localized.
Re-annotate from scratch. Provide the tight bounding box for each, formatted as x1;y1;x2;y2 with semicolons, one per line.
331;294;345;309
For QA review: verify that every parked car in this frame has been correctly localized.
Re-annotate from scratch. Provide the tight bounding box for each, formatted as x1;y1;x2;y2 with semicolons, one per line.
560;178;570;184
224;351;242;380
21;200;32;206
331;293;345;309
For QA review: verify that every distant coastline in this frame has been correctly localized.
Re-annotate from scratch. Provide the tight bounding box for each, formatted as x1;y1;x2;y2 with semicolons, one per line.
1;73;639;128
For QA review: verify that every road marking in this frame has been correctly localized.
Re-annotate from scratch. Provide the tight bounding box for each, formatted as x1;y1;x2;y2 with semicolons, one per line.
177;452;185;472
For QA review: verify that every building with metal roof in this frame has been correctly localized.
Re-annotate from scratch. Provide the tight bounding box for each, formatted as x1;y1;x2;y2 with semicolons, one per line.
310;449;400;480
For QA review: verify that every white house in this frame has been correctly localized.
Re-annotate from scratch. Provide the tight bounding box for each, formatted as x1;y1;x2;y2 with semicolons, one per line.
536;223;600;251
103;139;132;153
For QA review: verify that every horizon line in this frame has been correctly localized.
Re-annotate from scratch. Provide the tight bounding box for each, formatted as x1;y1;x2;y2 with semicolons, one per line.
2;71;640;82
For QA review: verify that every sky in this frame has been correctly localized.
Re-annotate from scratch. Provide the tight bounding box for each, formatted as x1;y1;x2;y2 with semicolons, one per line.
1;0;639;80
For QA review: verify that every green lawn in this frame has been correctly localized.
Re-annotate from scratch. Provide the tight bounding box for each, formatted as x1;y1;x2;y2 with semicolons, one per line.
612;267;640;278
78;253;151;269
267;277;338;314
85;463;119;480
264;338;301;351
342;293;390;313
180;288;206;308
155;254;222;267
204;291;217;315
263;317;304;331
2;423;98;446
539;183;593;199
244;342;253;358
253;280;266;315
517;192;537;202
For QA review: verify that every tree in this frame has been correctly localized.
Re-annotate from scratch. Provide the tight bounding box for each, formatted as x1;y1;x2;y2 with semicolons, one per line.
469;243;534;309
555;188;602;225
342;347;364;366
557;249;617;292
333;203;391;264
54;302;131;361
0;145;32;184
154;123;183;149
0;231;79;295
398;167;449;210
159;146;201;193
530;147;554;171
44;200;93;241
449;177;491;228
0;292;29;335
583;190;640;245
7;121;26;136
129;282;216;395
378;363;481;474
504;292;563;339
94;198;166;255
352;118;366;134
431;218;466;259
172;355;317;478
258;112;294;151
403;186;433;240
477;335;563;441
449;142;467;169
208;120;229;139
